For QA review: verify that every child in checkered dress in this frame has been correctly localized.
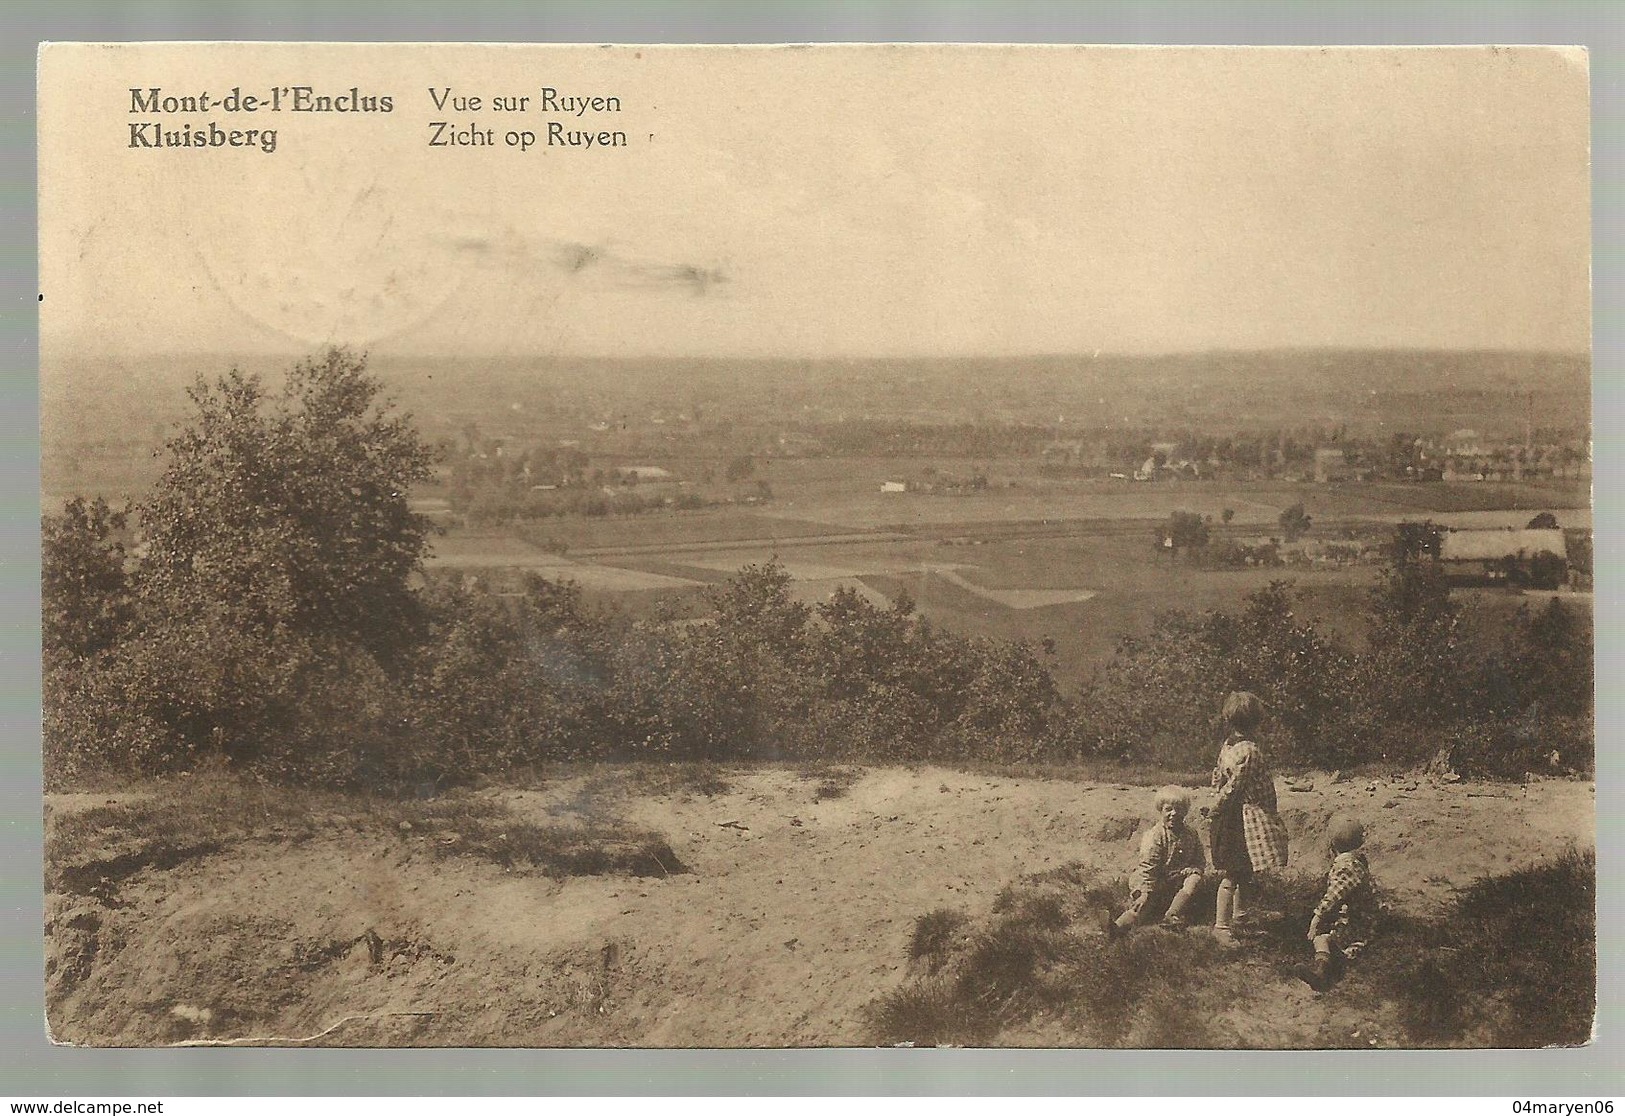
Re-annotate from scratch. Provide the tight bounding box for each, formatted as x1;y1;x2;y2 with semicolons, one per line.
1300;814;1376;992
1106;786;1208;938
1208;691;1289;945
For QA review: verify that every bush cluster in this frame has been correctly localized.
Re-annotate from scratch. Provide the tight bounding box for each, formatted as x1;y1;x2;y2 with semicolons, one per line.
1073;564;1593;775
41;349;1593;790
45;557;1062;789
457;484;712;526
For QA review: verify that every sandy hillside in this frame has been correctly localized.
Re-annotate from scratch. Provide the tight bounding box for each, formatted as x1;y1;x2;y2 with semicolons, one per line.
45;766;1593;1048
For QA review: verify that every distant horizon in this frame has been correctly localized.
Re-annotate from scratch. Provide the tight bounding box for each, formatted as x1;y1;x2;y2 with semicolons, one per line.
44;342;1596;366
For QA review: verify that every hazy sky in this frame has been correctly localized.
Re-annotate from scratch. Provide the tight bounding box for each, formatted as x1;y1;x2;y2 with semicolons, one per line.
40;44;1590;359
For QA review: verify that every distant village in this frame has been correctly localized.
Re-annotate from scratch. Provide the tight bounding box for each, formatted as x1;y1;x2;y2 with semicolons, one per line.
438;413;1590;596
1040;427;1590;486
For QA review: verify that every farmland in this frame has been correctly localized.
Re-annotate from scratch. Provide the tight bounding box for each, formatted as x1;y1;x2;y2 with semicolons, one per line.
40;344;1590;688
415;470;1590;691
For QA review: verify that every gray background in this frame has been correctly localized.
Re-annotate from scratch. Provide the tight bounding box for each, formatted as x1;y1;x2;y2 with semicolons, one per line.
4;0;1619;1097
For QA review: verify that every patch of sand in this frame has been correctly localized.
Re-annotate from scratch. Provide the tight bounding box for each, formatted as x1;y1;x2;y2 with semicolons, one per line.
926;568;1096;610
45;767;1592;1048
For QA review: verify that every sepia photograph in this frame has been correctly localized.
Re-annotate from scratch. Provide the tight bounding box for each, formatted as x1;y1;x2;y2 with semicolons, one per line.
38;42;1593;1050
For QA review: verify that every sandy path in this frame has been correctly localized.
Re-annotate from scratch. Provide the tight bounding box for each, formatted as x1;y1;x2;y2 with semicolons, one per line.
46;767;1593;1047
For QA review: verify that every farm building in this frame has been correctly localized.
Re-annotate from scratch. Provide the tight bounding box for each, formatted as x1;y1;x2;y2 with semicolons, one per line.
1441;429;1486;457
880;480;907;493
1314;447;1350;483
1439;528;1568;588
616;465;673;481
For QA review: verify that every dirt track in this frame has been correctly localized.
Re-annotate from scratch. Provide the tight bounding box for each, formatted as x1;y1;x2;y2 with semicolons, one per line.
45;766;1593;1048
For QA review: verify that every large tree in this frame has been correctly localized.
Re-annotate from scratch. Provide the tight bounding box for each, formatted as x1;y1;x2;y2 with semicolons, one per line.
137;348;437;661
1157;510;1210;559
1278;502;1312;543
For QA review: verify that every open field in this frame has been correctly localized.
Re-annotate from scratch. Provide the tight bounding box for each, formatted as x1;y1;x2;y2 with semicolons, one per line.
913;568;1097;610
1429;508;1593;530
419;480;1591;689
425;531;576;568
48;432;1584;678
45;764;1593;1048
513;509;886;552
756;487;1289;531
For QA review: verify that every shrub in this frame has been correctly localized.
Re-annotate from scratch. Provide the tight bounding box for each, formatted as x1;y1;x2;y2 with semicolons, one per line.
42;497;134;664
908;908;970;970
136;349;436;663
406;571;610;771
1075;582;1350;766
1363;848;1595;1047
871;861;1229;1048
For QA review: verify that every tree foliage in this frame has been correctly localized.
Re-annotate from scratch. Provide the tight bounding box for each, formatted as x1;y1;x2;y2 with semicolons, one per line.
1157;510;1210;559
1278;502;1312;543
42;497;133;663
137;348;436;661
46;349;441;783
1390;520;1443;565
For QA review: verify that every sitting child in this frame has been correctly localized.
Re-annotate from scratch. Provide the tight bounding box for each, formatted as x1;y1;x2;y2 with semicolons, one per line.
1107;786;1207;938
1300;814;1376;992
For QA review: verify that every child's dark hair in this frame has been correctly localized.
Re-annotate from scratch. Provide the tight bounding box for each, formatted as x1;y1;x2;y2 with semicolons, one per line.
1220;691;1265;735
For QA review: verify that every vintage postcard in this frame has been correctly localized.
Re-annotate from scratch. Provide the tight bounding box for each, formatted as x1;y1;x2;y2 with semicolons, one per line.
39;43;1592;1049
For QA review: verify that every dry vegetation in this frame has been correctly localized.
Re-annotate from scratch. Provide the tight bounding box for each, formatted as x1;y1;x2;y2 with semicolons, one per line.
45;764;1593;1048
872;848;1594;1049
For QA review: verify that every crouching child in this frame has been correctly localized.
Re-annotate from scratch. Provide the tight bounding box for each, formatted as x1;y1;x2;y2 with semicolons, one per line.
1300;814;1375;992
1107;786;1207;938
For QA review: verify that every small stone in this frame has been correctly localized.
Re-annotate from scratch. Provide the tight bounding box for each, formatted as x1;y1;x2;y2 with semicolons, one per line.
398;821;413;832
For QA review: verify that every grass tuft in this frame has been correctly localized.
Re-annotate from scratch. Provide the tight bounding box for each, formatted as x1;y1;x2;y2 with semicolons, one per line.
421;804;687;878
1376;846;1594;1047
871;862;1228;1047
1254;846;1595;1048
908;908;968;969
867;975;991;1048
875;847;1596;1048
802;765;863;803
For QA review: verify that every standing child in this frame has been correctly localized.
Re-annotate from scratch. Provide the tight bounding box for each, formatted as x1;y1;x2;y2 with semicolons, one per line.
1208;691;1289;945
1300;814;1376;992
1106;786;1208;938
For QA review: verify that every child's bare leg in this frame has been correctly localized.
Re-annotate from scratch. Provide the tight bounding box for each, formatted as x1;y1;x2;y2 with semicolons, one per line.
1302;932;1337;991
1214;877;1236;930
1110;891;1150;937
1164;874;1202;922
1230;879;1249;924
